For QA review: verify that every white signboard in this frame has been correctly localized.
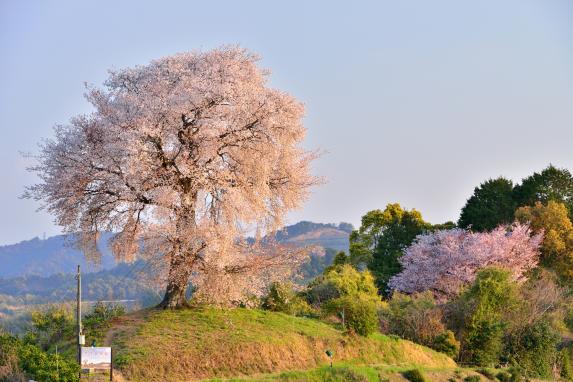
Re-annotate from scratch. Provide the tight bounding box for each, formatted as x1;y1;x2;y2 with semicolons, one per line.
81;347;112;381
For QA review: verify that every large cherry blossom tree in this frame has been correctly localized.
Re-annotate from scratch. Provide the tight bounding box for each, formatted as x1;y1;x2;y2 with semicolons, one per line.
388;224;542;300
26;47;319;308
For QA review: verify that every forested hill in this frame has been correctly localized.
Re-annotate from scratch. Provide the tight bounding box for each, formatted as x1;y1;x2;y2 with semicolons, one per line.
0;221;352;329
0;221;353;279
0;233;117;278
273;221;353;252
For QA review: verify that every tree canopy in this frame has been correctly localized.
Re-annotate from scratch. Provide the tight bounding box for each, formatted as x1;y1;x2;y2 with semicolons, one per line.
388;224;542;300
516;201;573;281
26;47;318;308
349;203;432;295
513;165;573;216
458;165;573;233
458;177;516;232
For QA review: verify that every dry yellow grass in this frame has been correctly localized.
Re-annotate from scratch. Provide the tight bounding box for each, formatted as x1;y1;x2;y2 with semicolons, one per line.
106;307;455;382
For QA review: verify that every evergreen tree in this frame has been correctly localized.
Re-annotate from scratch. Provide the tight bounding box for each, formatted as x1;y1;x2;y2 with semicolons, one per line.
458;177;516;232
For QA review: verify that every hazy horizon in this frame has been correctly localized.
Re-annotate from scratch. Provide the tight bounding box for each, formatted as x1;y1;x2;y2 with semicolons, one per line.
1;0;572;245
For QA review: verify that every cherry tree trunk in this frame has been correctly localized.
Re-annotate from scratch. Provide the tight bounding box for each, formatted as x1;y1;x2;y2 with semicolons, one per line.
158;278;190;309
157;197;198;309
157;242;194;309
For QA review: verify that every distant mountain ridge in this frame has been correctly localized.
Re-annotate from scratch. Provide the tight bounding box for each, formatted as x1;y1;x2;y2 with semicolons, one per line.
273;221;352;252
0;221;353;279
0;233;117;278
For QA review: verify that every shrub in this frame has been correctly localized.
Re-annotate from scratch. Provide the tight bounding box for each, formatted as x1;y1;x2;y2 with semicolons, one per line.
565;307;573;332
432;330;460;358
23;305;75;351
507;366;524;382
380;292;442;340
0;335;25;382
379;291;459;356
323;294;378;336
476;368;496;380
84;301;125;327
262;282;311;316
0;334;79;382
402;368;428;382
453;268;519;367
494;366;524;382
464;376;481;382
503;320;560;379
495;371;510;382
560;346;573;381
306;264;378;307
465;319;505;367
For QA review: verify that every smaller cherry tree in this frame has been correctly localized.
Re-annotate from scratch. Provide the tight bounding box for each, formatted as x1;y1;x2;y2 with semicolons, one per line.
388;223;542;300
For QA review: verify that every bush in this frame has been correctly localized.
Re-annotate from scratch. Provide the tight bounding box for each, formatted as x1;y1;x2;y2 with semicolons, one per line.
507;366;524;382
402;369;428;382
0;335;25;382
464;376;481;382
453;268;519;367
306;264;380;336
494;366;524;382
83;301;125;328
495;371;511;382
323;294;378;336
465;319;506;367
432;330;460;358
379;291;459;356
503;320;560;379
0;334;79;382
560;346;573;380
262;282;311;316
476;368;496;380
23;305;75;351
306;264;378;307
565;307;573;332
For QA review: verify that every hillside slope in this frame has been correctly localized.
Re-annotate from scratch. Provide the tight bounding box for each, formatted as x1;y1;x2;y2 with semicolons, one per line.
106;308;455;382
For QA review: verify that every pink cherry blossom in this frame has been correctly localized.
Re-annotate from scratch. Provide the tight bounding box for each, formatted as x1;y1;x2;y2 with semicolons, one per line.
26;47;320;307
388;223;542;300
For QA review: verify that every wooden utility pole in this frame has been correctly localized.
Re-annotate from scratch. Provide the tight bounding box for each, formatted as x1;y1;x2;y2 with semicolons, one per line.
76;265;83;365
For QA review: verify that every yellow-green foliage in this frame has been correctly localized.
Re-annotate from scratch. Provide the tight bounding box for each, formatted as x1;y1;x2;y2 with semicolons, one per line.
23;305;76;359
321;264;378;298
515;201;573;279
323;294;378;336
108;308;455;382
262;282;312;316
306;264;381;336
402;368;428;382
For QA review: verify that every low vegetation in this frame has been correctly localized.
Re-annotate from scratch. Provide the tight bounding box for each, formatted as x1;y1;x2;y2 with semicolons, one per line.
108;307;455;382
0;302;124;381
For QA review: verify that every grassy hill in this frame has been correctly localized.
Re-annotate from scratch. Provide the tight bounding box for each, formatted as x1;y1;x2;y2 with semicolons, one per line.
106;307;456;382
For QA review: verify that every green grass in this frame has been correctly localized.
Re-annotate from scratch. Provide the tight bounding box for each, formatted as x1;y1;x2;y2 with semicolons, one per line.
107;307;455;382
203;364;485;382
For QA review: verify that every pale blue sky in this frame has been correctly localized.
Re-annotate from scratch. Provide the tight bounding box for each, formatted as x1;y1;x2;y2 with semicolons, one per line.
1;0;572;245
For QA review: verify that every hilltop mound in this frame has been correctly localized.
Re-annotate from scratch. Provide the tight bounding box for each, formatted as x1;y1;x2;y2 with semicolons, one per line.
106;308;455;382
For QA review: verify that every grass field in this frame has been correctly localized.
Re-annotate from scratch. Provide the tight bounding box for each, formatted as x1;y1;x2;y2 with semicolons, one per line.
106;307;456;382
204;364;485;382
